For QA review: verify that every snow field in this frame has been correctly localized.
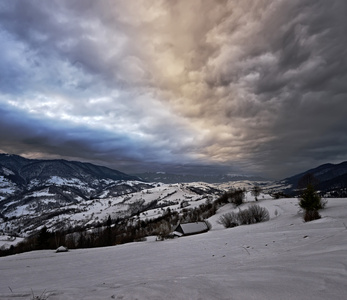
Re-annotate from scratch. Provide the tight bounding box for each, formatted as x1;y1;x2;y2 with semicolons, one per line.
0;197;346;299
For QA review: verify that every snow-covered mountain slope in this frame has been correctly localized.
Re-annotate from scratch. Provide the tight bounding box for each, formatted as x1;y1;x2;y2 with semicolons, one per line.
0;154;142;205
281;161;347;195
0;154;159;233
0;154;139;183
0;197;346;300
0;181;224;236
1;157;270;237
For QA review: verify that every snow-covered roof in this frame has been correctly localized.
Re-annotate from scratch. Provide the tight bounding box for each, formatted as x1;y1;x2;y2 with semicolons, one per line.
172;231;183;237
175;222;208;235
56;246;68;252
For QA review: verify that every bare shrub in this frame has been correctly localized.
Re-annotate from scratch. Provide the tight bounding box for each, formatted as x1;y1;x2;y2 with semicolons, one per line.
217;212;239;228
31;289;47;300
218;205;270;228
237;208;253;225
230;189;245;206
247;204;270;223
251;185;262;201
217;189;245;207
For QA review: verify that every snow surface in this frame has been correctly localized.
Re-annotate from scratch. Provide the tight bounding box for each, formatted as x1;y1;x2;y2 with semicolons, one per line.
1;198;347;300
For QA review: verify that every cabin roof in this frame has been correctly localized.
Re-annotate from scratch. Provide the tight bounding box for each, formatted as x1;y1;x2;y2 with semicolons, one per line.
174;222;208;235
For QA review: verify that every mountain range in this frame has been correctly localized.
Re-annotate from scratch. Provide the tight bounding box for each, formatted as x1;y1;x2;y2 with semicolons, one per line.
0;154;224;236
281;161;347;195
0;153;139;184
1;153;347;237
0;154;151;218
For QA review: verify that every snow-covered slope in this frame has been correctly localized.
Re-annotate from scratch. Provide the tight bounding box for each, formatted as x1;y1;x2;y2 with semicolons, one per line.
0;197;346;300
0;154;143;213
0;181;223;236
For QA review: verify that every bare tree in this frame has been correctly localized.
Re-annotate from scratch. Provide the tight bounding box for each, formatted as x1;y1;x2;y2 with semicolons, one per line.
251;185;262;201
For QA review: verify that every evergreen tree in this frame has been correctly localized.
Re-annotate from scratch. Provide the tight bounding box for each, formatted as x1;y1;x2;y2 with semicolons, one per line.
37;226;51;249
105;215;113;246
106;215;112;228
299;184;325;221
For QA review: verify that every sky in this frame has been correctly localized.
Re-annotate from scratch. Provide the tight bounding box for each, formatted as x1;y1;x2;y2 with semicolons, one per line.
0;0;347;179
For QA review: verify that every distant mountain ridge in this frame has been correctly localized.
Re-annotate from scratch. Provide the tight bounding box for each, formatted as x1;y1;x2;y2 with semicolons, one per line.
281;161;347;194
135;172;266;184
0;154;139;184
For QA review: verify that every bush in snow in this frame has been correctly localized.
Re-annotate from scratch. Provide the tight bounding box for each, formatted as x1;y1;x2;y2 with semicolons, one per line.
238;207;255;225
247;204;270;223
217;212;239;228
31;289;48;300
218;204;270;228
217;189;245;207
251;185;262;201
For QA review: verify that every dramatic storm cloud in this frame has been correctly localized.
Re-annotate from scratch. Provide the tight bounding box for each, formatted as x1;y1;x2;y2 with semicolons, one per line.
1;0;347;178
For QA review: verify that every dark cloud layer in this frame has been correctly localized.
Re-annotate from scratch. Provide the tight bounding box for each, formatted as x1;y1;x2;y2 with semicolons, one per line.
1;0;347;179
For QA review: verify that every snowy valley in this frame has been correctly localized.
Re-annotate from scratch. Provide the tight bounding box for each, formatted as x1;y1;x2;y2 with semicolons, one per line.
0;196;346;299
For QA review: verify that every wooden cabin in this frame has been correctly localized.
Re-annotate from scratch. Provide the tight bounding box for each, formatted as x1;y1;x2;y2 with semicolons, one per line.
173;221;209;236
